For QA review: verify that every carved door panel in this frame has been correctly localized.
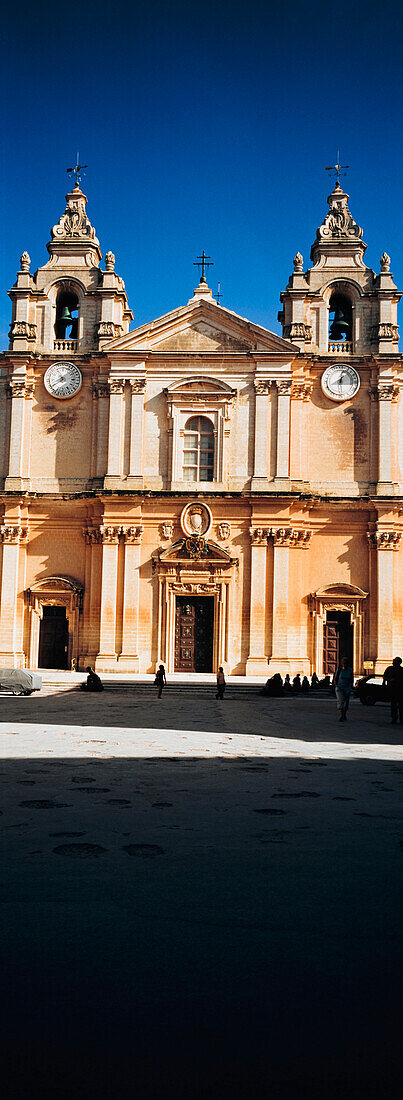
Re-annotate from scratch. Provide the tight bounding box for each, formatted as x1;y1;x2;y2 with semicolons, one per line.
175;597;214;672
175;600;196;671
323;622;339;676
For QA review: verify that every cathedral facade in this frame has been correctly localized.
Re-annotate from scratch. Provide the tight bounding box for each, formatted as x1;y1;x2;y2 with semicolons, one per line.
0;179;402;676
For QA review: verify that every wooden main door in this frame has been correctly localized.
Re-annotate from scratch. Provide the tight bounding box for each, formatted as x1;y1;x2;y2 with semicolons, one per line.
323;611;353;676
38;606;69;669
175;597;214;673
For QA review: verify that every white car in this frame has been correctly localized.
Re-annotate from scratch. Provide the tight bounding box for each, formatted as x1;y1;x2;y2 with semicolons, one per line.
0;669;42;695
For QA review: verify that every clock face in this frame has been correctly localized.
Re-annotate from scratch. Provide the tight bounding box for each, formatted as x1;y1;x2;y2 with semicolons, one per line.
321;364;360;402
44;362;82;400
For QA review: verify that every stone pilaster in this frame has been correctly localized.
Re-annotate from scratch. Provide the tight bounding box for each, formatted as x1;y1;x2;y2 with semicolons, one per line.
128;380;146;486
267;528;311;674
376;381;399;493
119;525;144;670
251;381;271;489
104;380;125;488
92;382;110;483
96;526;122;669
368;529;401;671
4;377;34;490
245;527;269;674
0;525;28;666
273;379;292;487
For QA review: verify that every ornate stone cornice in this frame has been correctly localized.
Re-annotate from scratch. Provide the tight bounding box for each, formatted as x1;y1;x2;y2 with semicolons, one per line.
367;530;401;550
0;525;28;544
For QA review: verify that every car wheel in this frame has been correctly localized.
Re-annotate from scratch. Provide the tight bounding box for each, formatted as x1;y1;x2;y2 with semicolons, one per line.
12;690;24;696
362;694;376;706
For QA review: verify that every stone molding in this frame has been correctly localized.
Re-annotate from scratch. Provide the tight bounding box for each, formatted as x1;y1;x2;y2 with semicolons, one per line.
0;525;28;544
367;530;401;550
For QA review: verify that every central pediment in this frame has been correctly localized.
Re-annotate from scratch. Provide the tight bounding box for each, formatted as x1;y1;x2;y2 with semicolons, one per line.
101;297;298;356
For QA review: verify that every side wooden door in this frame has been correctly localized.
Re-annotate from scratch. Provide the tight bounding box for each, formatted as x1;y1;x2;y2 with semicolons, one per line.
175;600;196;671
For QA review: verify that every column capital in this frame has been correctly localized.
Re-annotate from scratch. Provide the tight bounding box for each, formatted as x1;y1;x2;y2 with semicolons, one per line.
99;525;122;543
377;382;399;402
108;379;125;395
367;529;401;550
7;379;34;399
254;380;271;395
83;526;103;544
92;381;110;399
130;379;146;394
121;525;144;544
269;527;311;548
291;381;313;401
276;380;292;396
249;526;267;544
0;524;28;543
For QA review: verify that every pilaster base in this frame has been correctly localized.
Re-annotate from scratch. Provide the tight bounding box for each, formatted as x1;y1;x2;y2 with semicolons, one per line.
376;482;397;496
271;477;291;491
267;656;310;676
250;477;271;491
116;654;140;672
4;477;31;491
94;655;119;673
245;656;269;675
0;651;26;668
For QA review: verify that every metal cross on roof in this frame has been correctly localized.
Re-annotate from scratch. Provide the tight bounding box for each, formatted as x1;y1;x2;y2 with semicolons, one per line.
67;152;88;189
325;150;349;185
193;250;214;284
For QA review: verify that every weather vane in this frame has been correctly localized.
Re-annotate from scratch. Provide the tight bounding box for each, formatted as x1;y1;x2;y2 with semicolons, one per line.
325;150;349;185
67;152;88;189
215;281;223;304
193;250;213;284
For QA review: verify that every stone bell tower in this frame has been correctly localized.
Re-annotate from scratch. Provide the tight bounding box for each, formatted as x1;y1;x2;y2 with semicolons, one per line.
8;183;133;355
279;181;400;356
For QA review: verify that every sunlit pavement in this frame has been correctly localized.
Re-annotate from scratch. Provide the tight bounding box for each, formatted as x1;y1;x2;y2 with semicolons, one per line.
1;688;402;1098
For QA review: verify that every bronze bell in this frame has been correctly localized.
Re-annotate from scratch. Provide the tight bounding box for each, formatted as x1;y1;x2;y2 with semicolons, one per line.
59;305;73;323
329;307;351;340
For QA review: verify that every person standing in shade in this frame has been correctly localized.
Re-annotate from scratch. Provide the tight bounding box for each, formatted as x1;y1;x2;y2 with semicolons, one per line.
383;656;403;724
155;663;166;699
334;657;354;721
216;666;226;700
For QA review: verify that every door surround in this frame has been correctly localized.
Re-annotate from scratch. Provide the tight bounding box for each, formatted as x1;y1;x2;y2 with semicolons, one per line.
26;576;83;669
309;583;368;676
153;539;237;674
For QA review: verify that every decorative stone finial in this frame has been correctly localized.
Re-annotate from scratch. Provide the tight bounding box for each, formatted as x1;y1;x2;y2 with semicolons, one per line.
51;187;99;245
316;184;362;243
105;251;115;271
20;251;30;272
380;252;391;273
293;251;303;272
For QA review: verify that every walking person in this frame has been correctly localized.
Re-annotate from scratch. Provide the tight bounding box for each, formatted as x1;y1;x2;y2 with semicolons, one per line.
334;657;354;721
383;656;403;724
216;666;226;700
155;663;166;699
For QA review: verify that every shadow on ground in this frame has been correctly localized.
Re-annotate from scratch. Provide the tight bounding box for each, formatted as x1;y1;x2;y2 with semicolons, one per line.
1;755;402;1098
0;688;401;744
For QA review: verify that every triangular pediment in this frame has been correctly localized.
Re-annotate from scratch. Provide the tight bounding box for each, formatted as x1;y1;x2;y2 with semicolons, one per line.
102;297;298;355
155;539;236;567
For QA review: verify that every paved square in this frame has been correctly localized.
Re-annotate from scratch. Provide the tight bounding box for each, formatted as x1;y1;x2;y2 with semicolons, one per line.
1;686;402;1098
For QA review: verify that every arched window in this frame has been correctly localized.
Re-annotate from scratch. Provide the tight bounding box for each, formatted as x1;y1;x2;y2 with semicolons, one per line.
328;291;353;347
183;416;214;481
55;289;79;341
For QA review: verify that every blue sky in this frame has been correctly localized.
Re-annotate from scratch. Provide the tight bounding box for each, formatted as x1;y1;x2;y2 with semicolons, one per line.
1;0;402;346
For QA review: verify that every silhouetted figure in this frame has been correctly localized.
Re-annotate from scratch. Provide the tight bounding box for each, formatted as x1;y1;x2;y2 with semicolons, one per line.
292;674;302;693
320;675;331;689
80;666;104;692
383;656;403;724
301;676;310;693
261;674;283;697
334;657;354;721
155;664;166;699
311;673;320;689
216;666;226;700
283;674;293;693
